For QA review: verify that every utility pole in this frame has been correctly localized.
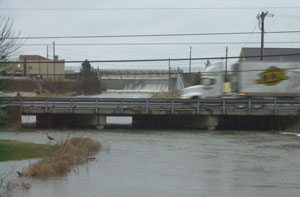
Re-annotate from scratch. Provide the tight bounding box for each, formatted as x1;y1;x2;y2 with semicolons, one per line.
24;57;27;77
189;46;192;73
46;45;49;78
257;11;273;61
38;56;42;93
53;41;56;78
168;58;171;91
225;46;228;82
38;56;41;77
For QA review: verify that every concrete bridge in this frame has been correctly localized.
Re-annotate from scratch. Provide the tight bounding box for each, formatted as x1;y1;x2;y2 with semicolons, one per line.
98;69;184;91
5;97;300;130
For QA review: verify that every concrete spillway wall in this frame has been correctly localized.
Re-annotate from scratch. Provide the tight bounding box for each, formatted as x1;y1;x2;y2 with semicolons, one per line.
101;78;177;92
124;79;169;92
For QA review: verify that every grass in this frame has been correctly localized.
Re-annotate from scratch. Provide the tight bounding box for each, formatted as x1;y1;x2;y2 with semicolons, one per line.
0;139;54;162
23;137;101;178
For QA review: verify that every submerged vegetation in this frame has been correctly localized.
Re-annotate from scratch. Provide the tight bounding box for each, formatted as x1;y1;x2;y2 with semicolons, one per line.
23;137;101;178
0;139;54;162
0;137;100;196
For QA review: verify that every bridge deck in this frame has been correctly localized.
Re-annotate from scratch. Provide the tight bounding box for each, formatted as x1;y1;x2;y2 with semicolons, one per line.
4;97;300;116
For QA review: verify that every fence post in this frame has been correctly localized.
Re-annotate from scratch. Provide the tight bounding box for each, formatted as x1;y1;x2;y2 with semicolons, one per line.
20;97;23;113
70;98;73;113
45;98;48;113
120;98;123;113
197;99;200;114
95;98;98;113
223;98;226;115
274;98;277;115
146;99;149;114
248;98;251;115
171;100;175;114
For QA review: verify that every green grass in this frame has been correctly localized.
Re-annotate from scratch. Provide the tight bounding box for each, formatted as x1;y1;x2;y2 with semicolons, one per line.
0;139;54;162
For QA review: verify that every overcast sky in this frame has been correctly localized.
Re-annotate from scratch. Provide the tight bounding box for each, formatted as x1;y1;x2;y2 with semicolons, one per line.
1;0;300;70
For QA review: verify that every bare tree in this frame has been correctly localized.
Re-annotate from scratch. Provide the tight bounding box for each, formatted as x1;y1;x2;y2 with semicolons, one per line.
0;16;21;60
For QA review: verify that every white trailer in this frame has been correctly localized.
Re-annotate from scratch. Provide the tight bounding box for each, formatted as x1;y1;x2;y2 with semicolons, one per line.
232;61;300;97
180;61;300;99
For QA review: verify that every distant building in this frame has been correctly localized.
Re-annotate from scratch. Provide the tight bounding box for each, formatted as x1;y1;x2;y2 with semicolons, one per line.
6;55;67;79
239;48;300;62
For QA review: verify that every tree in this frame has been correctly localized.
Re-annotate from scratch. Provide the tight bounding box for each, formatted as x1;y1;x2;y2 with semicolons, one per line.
81;59;92;73
0;16;20;60
0;16;21;128
78;60;101;95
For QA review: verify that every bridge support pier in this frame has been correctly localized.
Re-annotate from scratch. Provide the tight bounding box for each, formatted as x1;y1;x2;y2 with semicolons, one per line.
96;115;106;129
203;116;218;131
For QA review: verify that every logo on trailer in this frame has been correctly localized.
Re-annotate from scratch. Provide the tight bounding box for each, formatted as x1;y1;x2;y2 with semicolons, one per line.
256;66;288;86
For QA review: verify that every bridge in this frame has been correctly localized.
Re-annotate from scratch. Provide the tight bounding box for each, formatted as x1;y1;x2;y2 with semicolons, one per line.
98;69;185;91
4;97;300;130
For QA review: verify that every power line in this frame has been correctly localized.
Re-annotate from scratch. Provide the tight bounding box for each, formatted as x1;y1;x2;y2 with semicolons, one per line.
4;30;300;40
18;41;300;46
3;64;300;76
90;65;300;74
242;24;257;47
1;7;300;11
276;14;300;18
2;53;300;64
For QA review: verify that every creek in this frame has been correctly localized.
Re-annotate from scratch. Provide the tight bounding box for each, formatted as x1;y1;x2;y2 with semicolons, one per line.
1;130;300;197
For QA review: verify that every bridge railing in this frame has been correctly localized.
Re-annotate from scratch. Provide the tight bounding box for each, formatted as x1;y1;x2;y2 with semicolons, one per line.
2;97;300;115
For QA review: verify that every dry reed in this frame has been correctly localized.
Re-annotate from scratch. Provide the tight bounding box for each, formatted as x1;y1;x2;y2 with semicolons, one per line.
6;181;31;191
23;137;101;178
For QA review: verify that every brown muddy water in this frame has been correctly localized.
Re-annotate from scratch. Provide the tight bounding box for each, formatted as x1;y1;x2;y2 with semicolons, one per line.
1;130;300;197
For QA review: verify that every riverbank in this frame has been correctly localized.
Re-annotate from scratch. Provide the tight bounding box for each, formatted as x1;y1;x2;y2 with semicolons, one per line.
0;78;102;97
0;139;54;162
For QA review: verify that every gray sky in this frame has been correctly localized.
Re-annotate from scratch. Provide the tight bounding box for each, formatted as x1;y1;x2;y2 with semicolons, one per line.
1;0;300;70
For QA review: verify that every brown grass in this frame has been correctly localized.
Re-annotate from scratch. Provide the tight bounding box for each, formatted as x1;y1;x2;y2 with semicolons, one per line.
22;137;101;178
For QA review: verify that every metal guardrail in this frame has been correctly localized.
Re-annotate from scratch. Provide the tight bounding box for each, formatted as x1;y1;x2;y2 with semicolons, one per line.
2;97;300;115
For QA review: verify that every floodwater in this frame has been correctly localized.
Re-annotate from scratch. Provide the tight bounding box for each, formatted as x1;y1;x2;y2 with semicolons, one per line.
1;130;300;197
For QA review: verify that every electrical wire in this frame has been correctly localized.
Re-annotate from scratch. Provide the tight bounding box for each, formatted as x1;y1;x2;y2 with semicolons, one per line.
17;41;300;46
4;30;300;40
2;53;300;64
4;64;300;76
242;25;258;48
1;7;300;11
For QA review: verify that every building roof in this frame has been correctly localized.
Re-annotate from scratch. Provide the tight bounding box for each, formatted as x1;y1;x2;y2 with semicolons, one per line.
19;55;49;61
19;55;64;62
239;48;300;62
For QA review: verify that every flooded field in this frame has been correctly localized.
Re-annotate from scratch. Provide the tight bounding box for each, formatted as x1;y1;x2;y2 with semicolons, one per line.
1;130;300;197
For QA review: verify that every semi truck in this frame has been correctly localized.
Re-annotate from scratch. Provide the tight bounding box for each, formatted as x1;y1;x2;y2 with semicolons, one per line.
180;61;300;99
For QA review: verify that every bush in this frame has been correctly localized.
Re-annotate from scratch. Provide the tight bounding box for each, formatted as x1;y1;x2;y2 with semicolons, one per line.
23;137;101;178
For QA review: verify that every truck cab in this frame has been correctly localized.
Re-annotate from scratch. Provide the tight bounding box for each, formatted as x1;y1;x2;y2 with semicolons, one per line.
180;62;226;99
